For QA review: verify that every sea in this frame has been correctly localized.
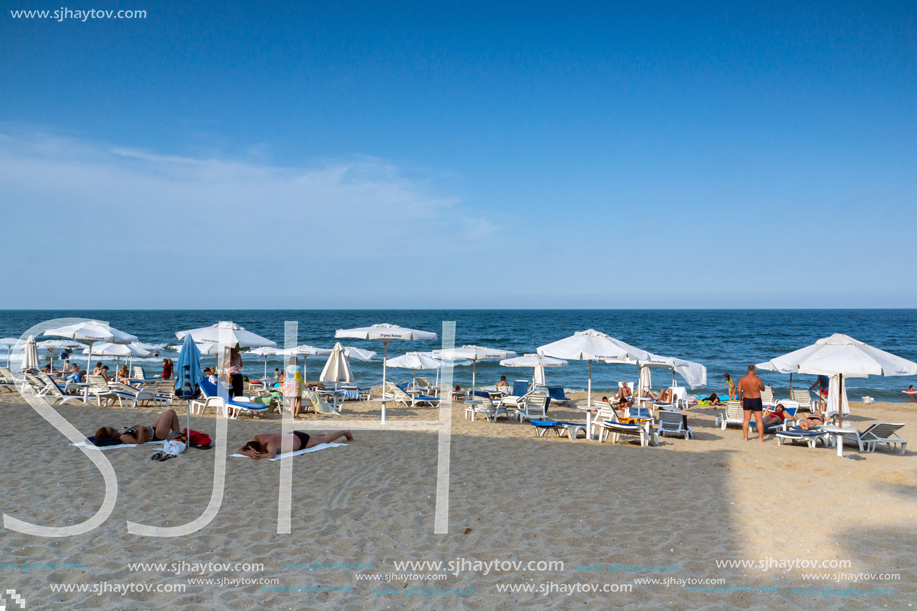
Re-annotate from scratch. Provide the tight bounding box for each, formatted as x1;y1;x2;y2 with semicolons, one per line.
2;310;916;402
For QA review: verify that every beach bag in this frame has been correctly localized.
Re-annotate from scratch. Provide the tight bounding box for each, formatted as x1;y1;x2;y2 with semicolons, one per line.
163;439;186;456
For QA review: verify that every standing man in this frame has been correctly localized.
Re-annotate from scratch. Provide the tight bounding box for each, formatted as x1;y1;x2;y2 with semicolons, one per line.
738;364;766;442
809;375;829;411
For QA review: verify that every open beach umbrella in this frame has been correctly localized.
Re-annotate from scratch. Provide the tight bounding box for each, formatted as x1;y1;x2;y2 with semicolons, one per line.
499;354;568;388
0;338;18;368
175;334;203;438
278;345;333;385
628;354;708;392
432;345;518;395
335;323;436;422
37;339;84;370
343;347;376;364
22;336;39;371
176;322;277;350
249;346;280;379
44;321;137;376
174;341;225;370
386;352;450;387
82;342;151;371
756;333;917;425
538;330;651;408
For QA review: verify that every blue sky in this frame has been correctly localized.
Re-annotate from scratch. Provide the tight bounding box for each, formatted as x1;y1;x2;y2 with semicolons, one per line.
1;1;915;308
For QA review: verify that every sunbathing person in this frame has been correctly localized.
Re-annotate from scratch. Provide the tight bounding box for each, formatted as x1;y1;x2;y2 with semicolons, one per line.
496;376;509;392
797;410;827;431
117;365;131;384
761;403;792;428
237;430;353;460
658;388;673;403
93;409;181;445
703;393;723;406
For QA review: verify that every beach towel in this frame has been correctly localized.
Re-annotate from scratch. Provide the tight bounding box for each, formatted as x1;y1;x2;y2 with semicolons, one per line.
230;442;347;461
303;389;337;414
72;440;165;451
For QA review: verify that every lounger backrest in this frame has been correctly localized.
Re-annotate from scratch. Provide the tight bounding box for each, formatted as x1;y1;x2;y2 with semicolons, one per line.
861;423;905;441
512;380;529;396
726;401;743;420
791;390;811;406
659;411;683;430
0;367;14;382
547;387;566;400
133;367;145;379
38;373;65;396
523;395;549;418
761;387;774;403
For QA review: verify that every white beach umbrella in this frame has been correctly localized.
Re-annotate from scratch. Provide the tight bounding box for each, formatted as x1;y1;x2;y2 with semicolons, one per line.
44;321;138;376
756;333;917;425
176;321;277;349
0;338;18;369
343;346;376;363
432;345;518;395
335;323;437;422
628;354;708;392
82;342;151;371
827;374;850;417
37;339;84;370
321;343;354;410
499;354;568;388
22;336;39;371
637;365;653;396
278;345;333;385
387;352;450;387
538;329;651;408
250;346;280;379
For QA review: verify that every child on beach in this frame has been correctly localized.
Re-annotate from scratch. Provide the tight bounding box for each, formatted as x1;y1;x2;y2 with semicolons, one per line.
724;373;736;400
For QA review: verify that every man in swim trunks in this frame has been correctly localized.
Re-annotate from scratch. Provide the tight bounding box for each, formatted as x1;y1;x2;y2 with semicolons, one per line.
237;429;353;460
738;364;766;442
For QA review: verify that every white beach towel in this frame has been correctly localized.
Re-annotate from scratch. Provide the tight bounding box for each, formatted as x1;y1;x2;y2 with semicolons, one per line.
230;442;347;461
72;440;166;451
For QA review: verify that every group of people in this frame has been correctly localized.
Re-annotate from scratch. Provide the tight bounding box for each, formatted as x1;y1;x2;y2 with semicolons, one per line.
90;408;353;461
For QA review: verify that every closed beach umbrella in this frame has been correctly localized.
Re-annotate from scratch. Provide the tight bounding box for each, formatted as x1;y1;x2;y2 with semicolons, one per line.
637;365;653;397
175;334;203;438
176;322;277;350
499;353;568;388
44;321;137;376
321;343;354;410
335;323;437;422
432;345;518;395
538;330;651;408
22;336;39;371
756;333;917;425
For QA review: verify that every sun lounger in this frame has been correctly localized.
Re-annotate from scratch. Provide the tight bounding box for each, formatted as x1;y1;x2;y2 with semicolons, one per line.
775;426;829;448
715;401;744;430
386;381;440;407
761;386;775;408
597;406;656;447
791;389;813;412
530;419;588;440
749;404;799;433
195;379;269;419
657;410;693;440
546;387;574;407
515;394;550;423
839;422;907;454
36;373;83;406
85;375;136;407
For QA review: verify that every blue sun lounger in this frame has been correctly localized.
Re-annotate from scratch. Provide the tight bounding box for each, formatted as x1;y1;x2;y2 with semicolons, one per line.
530;419;588;440
775;426;829;448
199;379;269;418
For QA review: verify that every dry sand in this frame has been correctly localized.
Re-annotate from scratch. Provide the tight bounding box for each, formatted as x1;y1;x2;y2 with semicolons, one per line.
0;385;915;610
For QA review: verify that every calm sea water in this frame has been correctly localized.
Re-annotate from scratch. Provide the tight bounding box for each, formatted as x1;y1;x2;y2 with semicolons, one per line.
2;310;916;402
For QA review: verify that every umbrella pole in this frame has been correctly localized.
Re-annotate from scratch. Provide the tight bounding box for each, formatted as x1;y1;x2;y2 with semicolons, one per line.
789;373;793;396
838;373;844;427
587;360;592;408
472;359;476;395
381;340;388;424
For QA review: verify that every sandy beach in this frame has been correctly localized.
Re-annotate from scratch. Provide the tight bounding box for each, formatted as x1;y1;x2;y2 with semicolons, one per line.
0;385;914;610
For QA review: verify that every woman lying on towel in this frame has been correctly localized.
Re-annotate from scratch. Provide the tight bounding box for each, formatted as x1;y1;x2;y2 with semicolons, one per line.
93;409;181;445
237;430;353;460
797;410;827;431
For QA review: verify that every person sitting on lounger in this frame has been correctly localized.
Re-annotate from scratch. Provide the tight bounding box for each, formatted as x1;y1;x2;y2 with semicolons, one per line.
615;382;632;402
761;403;792;428
98;365;111;382
658;388;673;403
203;367;218;385
93;409;182;445
496;376;509;392
66;364;82;384
797;410;827;431
92;362;104;376
237;430;353;460
117;365;131;384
